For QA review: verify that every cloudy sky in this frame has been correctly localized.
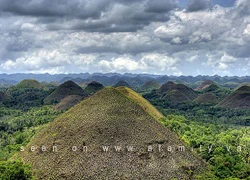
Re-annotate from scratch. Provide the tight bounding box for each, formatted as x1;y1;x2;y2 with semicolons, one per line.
0;0;249;76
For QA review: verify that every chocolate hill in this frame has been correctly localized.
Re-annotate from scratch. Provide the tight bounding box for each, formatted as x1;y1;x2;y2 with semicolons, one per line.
113;80;132;88
195;80;218;91
194;93;218;104
161;84;198;104
13;79;46;90
218;85;250;109
159;81;176;94
6;79;49;108
84;81;104;95
141;80;161;90
54;95;84;111
43;81;87;105
20;87;204;179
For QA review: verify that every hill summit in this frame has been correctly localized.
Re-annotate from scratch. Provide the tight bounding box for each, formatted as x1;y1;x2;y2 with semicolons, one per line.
14;79;46;90
160;83;197;104
21;87;204;179
141;80;161;90
43;80;87;105
195;80;218;91
114;80;132;88
84;81;104;95
218;85;250;109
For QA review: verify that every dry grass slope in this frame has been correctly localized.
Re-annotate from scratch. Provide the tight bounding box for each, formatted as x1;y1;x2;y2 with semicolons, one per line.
20;87;205;179
218;85;250;109
115;86;163;121
54;95;85;111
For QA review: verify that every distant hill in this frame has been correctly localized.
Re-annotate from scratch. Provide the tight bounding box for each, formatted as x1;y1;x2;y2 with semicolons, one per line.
54;95;84;111
113;80;132;88
5;79;49;109
20;87;205;179
84;81;104;95
13;79;46;90
195;80;217;91
194;93;218;104
162;84;198;104
159;81;176;94
141;80;161;90
218;85;250;109
43;80;87;105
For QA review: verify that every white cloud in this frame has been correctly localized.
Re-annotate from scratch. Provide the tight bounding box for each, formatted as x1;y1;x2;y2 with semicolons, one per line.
99;56;140;72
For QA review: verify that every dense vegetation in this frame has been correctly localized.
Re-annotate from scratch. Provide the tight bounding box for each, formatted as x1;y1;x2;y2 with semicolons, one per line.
0;106;62;179
143;87;250;179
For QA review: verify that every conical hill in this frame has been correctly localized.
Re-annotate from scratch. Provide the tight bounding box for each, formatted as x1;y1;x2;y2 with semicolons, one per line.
20;87;205;179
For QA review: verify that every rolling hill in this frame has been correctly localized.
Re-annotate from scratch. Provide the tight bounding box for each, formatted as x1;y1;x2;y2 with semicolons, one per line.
218;85;250;109
141;80;161;90
162;84;198;104
5;79;49;108
194;93;218;104
12;79;46;90
20;87;205;179
84;81;104;95
43;81;87;105
195;80;215;91
159;81;176;94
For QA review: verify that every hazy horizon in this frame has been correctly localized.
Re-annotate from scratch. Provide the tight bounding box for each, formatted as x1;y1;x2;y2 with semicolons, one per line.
0;0;249;76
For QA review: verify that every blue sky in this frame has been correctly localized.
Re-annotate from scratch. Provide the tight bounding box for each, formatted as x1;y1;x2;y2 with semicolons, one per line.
0;0;249;76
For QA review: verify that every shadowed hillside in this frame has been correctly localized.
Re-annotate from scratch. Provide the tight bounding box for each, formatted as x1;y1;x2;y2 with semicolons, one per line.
43;81;87;105
218;85;250;109
20;87;205;179
159;81;176;94
194;93;218;104
54;95;85;111
141;80;161;90
162;84;198;104
84;81;104;95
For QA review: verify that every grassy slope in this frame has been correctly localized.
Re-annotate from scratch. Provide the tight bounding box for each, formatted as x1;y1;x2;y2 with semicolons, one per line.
44;81;86;105
115;86;163;121
20;87;205;179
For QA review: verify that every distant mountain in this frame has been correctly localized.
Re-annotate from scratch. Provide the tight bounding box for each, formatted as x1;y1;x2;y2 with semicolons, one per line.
141;80;161;90
84;81;104;95
54;95;84;111
1;73;250;86
20;87;205;179
194;93;218;104
43;80;87;105
218;85;250;109
162;84;198;104
113;80;132;88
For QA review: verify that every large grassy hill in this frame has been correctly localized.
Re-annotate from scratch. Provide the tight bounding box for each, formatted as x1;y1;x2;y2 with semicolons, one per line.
20;87;205;179
218;85;250;109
